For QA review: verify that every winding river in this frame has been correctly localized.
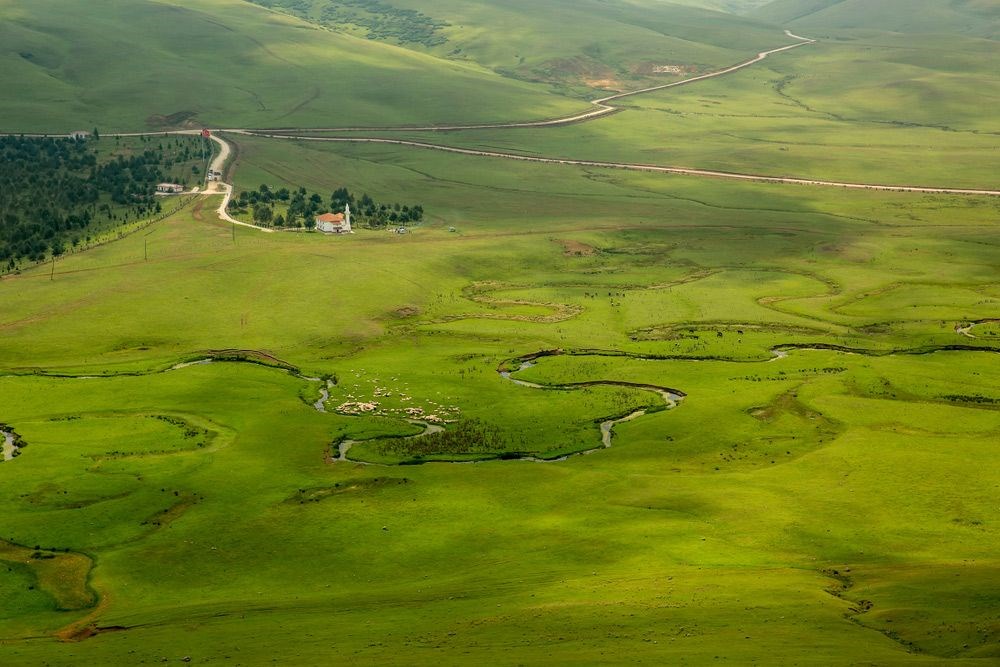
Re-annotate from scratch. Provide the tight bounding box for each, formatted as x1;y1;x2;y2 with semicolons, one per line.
335;420;445;463
333;356;686;465
6;342;994;467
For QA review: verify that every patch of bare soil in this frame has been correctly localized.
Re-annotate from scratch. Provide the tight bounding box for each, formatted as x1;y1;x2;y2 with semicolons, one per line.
556;239;598;256
526;57;624;91
146;110;199;129
632;62;694;77
392;305;420;318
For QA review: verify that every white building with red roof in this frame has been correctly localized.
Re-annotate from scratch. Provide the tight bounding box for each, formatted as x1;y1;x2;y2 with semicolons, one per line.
315;203;352;234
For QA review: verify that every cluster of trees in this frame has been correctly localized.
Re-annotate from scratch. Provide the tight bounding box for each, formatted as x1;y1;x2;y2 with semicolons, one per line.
229;184;424;229
0;135;208;269
322;0;449;46
250;0;448;47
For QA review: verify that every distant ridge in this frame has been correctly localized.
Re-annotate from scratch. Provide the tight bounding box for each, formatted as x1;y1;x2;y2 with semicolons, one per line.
752;0;1000;38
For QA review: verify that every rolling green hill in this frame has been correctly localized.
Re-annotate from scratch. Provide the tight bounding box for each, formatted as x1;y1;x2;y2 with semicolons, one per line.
245;0;787;92
753;0;1000;38
666;0;773;11
0;0;588;132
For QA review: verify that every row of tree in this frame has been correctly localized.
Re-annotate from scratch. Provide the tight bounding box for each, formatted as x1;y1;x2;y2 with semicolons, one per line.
229;184;424;229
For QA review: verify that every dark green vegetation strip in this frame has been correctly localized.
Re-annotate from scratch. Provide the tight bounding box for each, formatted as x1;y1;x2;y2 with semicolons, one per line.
0;135;210;270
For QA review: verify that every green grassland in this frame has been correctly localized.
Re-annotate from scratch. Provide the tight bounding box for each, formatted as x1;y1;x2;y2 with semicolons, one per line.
0;0;588;133
2;0;999;662
253;0;786;91
1;135;998;663
752;0;1000;39
321;33;999;189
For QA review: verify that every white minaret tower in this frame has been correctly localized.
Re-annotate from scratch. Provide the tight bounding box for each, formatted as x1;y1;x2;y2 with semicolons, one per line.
344;202;352;232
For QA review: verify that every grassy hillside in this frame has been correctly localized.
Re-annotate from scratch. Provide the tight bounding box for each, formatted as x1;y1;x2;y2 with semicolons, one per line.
246;0;787;92
324;28;999;189
667;0;774;12
753;0;1000;38
0;0;587;133
0;139;998;662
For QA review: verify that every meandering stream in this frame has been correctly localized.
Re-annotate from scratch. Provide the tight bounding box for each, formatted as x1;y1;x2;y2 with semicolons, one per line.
499;358;685;457
6;343;994;467
332;357;686;465
335;420;445;463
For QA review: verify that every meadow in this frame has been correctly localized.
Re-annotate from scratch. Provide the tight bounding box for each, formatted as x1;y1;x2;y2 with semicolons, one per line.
0;134;997;663
751;0;1000;39
1;0;998;662
313;33;999;189
0;0;587;133
0;0;794;134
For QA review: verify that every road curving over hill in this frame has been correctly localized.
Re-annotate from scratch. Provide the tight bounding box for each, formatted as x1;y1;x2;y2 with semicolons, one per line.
254;31;818;134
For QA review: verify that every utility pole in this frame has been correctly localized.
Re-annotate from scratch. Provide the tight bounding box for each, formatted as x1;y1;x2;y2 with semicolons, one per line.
144;228;155;261
50;256;55;281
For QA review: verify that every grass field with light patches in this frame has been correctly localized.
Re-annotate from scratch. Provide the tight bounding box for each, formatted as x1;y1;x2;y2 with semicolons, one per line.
1;0;998;663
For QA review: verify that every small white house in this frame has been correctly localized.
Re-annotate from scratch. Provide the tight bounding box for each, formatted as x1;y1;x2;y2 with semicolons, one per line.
156;183;184;194
316;203;352;234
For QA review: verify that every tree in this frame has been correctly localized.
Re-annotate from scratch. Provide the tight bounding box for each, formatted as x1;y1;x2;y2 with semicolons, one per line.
252;204;273;226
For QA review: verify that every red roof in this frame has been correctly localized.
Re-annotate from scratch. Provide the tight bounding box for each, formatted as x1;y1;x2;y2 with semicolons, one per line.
316;213;345;223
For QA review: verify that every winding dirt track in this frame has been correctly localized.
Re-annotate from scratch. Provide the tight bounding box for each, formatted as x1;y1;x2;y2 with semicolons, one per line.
229;131;1000;196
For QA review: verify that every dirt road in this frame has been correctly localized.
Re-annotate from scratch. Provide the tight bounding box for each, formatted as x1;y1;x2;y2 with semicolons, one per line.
256;33;816;133
234;131;1000;197
5;29;997;241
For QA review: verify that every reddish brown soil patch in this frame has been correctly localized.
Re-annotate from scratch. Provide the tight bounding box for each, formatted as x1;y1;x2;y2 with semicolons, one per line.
557;239;598;256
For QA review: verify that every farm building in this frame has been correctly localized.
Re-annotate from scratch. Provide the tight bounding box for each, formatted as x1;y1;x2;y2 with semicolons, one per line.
156;183;184;194
316;204;352;234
